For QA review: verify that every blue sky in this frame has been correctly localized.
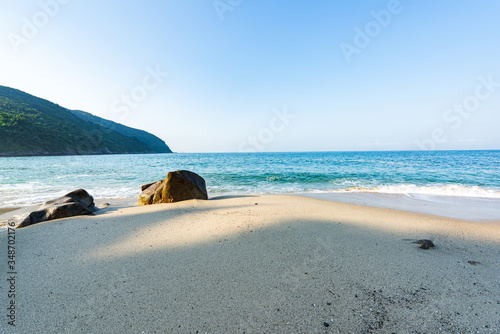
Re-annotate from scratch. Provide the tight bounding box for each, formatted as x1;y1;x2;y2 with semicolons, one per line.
1;0;499;152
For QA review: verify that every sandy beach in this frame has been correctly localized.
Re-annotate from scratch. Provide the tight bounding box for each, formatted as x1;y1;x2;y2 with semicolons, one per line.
2;195;499;333
0;207;18;216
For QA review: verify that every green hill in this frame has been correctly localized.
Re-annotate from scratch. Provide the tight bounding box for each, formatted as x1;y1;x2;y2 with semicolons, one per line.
0;85;173;156
69;109;171;153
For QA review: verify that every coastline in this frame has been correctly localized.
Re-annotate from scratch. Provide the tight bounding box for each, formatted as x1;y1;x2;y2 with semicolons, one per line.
3;194;499;332
0;151;174;158
298;192;500;222
2;191;500;225
2;151;499;210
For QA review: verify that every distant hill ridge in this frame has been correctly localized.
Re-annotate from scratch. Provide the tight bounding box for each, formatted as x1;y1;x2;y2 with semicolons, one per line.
0;85;172;156
69;109;170;153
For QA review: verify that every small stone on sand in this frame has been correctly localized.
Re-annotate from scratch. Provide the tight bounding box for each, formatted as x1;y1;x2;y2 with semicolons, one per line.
412;239;435;250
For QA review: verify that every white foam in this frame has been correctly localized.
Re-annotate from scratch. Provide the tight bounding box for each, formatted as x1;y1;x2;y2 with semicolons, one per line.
331;184;500;199
298;192;500;221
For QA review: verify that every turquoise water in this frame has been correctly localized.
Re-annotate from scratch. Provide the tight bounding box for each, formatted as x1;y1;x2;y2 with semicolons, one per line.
0;150;499;208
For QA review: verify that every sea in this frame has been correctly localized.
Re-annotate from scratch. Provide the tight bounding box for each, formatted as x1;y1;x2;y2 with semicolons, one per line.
1;150;499;220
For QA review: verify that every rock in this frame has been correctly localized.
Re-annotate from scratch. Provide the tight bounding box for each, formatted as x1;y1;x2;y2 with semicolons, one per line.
413;239;435;250
18;189;97;228
141;182;156;191
139;170;208;205
39;189;98;212
162;170;208;203
138;180;165;205
468;260;481;265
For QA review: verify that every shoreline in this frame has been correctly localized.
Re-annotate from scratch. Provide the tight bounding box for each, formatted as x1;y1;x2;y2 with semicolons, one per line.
3;194;499;332
297;192;500;222
2;192;500;224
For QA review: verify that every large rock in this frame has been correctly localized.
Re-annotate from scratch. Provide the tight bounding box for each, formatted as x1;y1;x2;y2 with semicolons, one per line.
139;170;208;205
163;170;208;203
18;189;98;228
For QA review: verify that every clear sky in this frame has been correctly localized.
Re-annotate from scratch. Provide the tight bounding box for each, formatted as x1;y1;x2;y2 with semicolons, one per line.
1;0;499;152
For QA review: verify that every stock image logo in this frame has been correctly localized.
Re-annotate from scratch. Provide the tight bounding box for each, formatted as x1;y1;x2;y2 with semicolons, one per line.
339;0;407;63
415;75;499;150
111;65;168;120
7;0;72;54
238;107;296;152
213;0;243;21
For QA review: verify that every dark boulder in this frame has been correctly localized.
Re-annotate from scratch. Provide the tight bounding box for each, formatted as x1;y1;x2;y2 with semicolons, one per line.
39;189;98;212
18;189;97;228
139;170;208;205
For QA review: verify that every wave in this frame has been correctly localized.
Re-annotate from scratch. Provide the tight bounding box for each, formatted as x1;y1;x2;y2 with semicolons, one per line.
2;183;500;209
0;186;139;208
331;184;500;198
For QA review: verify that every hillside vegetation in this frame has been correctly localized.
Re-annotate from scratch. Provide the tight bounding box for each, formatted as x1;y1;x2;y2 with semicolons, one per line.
0;86;172;156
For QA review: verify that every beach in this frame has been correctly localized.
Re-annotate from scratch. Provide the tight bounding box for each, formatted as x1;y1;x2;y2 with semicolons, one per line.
2;0;499;331
2;195;499;333
0;207;18;216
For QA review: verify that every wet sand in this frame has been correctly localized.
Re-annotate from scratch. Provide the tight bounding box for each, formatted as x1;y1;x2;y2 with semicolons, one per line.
0;207;18;216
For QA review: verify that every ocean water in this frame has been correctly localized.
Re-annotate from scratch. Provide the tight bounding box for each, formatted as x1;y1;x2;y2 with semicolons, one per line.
0;150;499;208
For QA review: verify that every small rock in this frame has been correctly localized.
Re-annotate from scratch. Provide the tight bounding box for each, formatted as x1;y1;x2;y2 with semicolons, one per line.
468;260;481;265
139;180;165;205
412;239;435;250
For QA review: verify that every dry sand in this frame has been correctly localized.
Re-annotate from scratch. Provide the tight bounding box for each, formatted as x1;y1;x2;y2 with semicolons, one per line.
1;195;499;333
